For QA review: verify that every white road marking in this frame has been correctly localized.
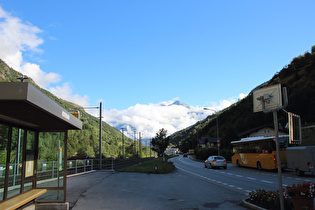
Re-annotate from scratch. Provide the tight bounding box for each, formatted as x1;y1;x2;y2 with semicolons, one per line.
261;180;273;184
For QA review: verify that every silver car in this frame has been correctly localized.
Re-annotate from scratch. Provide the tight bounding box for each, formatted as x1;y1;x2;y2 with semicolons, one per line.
204;156;227;169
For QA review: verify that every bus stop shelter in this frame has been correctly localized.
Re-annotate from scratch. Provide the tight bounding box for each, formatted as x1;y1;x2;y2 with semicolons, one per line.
0;82;82;209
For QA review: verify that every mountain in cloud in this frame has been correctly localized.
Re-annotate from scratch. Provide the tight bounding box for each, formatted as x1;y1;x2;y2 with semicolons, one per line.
104;97;242;141
169;100;191;108
159;100;190;108
104;99;209;140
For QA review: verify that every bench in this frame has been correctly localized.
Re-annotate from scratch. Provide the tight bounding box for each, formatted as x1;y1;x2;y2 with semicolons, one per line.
0;189;47;210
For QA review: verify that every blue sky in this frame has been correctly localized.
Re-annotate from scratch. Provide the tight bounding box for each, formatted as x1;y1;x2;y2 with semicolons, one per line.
1;1;315;139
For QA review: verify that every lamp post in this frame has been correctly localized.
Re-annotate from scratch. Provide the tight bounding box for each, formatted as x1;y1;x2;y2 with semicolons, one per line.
203;108;220;155
121;128;126;159
83;102;102;169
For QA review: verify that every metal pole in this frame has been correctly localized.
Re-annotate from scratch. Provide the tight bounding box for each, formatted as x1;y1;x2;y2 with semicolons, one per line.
273;110;284;210
99;102;102;170
134;131;136;155
139;132;141;159
216;116;220;156
121;128;125;159
150;140;152;158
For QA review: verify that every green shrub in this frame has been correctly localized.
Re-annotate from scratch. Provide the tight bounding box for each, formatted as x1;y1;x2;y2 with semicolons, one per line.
118;157;175;174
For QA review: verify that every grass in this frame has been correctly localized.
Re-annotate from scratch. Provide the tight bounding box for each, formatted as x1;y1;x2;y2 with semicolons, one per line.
118;157;175;174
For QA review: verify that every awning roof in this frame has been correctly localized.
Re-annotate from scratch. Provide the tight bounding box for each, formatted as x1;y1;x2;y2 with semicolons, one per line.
0;82;82;131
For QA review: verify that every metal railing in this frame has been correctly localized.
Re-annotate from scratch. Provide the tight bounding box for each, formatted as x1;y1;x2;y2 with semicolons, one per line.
0;157;154;187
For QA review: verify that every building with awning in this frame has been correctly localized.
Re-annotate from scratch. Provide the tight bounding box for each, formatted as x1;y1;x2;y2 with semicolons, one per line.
0;82;82;209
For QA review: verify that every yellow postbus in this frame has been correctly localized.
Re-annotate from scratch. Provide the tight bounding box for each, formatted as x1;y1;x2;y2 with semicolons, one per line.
231;135;289;170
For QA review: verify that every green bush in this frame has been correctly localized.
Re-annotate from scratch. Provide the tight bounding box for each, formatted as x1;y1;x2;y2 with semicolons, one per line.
118;157;175;174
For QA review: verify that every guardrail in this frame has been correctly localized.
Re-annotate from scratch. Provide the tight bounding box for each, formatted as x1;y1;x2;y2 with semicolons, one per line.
0;157;155;187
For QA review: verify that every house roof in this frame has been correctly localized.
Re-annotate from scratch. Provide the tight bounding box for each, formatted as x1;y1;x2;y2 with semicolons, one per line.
0;82;82;131
238;124;286;138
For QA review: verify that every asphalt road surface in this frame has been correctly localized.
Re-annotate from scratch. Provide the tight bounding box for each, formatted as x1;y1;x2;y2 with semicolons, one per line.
172;155;315;194
67;168;247;209
67;156;315;210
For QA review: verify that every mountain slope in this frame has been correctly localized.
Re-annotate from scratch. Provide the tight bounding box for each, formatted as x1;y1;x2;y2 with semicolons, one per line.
171;46;315;150
0;59;132;158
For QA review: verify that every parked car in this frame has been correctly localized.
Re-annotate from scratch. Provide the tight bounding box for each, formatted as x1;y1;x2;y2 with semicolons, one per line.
204;156;227;169
183;153;188;157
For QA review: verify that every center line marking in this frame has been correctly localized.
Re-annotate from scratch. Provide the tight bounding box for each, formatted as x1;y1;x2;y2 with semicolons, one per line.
261;180;273;184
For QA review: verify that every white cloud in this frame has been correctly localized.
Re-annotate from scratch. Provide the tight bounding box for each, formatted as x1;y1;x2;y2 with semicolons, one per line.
0;7;44;71
0;6;88;106
104;95;247;141
21;62;61;87
49;83;89;106
103;97;236;141
239;93;247;100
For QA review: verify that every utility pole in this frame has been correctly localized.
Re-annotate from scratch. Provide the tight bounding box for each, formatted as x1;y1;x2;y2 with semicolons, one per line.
121;128;125;159
150;140;152;158
99;102;102;170
139;132;141;158
134;130;137;155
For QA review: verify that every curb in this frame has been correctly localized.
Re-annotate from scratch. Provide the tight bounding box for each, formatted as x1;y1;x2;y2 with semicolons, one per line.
242;199;267;210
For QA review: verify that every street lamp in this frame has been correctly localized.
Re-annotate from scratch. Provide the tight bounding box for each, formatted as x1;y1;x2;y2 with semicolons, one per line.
203;108;220;155
121;128;125;159
83;102;102;169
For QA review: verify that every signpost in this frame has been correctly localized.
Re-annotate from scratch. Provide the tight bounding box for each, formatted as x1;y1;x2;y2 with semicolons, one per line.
253;84;288;210
288;112;302;144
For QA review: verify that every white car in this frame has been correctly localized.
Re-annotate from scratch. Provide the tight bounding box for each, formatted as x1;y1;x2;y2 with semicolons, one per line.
204;156;227;169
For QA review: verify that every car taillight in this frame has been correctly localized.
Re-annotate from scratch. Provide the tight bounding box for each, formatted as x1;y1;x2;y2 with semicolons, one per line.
224;160;226;162
308;162;312;167
212;160;216;162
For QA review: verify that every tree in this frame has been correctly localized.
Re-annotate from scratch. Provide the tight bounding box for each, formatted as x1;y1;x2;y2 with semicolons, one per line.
151;128;169;156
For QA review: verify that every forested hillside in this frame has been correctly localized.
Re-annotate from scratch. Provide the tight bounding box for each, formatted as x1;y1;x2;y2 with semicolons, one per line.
0;59;135;159
171;45;315;152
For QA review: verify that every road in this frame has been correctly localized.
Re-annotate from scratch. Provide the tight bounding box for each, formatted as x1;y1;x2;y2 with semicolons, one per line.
171;155;315;195
67;156;315;210
68;162;247;209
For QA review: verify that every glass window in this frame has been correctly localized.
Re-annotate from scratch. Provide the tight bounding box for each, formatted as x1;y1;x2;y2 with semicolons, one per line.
37;132;65;189
24;130;35;193
0;123;9;201
7;127;24;199
37;190;64;202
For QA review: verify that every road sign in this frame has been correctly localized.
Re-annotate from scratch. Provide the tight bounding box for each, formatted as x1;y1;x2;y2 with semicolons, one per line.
253;84;282;113
69;110;80;119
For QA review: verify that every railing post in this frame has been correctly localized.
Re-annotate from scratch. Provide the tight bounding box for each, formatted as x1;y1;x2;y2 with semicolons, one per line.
75;160;78;174
52;161;54;178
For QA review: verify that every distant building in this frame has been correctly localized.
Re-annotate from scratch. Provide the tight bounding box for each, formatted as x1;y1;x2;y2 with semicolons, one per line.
238;125;287;138
165;146;179;155
197;137;218;148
